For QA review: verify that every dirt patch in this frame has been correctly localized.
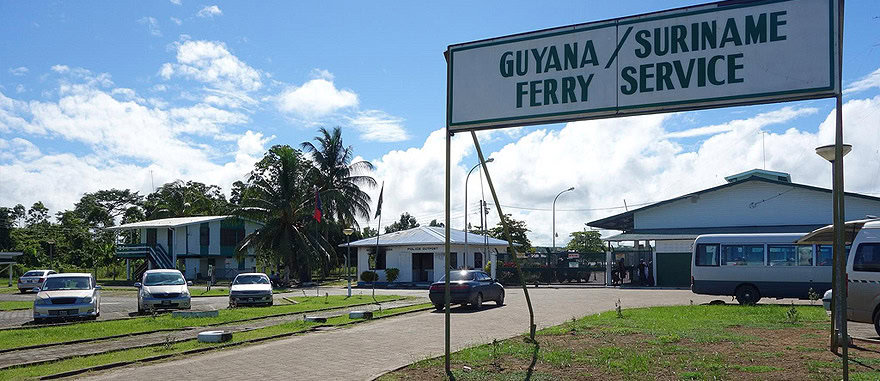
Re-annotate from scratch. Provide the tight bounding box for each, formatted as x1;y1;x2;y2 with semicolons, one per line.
384;325;880;380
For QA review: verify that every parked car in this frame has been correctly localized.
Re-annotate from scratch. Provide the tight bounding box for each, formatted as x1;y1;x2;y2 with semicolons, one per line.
33;273;101;323
229;273;273;307
428;270;504;310
843;219;880;335
135;269;192;314
18;269;56;293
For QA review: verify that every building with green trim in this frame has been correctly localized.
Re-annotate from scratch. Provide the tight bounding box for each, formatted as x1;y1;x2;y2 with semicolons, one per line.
111;216;263;281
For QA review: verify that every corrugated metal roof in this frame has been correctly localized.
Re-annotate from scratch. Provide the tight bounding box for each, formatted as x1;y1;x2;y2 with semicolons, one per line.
342;226;511;247
108;215;234;230
603;233;698;242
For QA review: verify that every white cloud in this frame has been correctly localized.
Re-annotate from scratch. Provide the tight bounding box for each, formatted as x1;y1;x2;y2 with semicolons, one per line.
8;67;28;76
160;40;262;94
276;76;358;119
138;16;162;37
845;68;880;94
50;65;69;73
0;79;269;214
15;84;25;93
197;5;222;18
365;96;880;247
664;106;818;138
170;0;181;5
170;17;182;26
349;110;409;142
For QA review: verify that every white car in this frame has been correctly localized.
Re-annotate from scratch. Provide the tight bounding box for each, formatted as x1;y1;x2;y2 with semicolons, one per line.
136;269;192;314
18;269;56;293
33;273;101;322
229;273;273;307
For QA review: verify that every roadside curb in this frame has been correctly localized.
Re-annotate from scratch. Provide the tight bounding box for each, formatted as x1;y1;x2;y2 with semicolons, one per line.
0;328;187;355
37;304;433;380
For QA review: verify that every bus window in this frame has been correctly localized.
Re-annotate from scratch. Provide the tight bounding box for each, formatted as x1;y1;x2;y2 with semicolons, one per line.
853;244;880;272
768;245;797;266
797;245;813;266
817;244;852;266
695;244;719;266
721;245;763;266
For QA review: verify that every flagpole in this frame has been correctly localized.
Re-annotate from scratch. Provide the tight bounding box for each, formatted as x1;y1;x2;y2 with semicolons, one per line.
374;182;384;276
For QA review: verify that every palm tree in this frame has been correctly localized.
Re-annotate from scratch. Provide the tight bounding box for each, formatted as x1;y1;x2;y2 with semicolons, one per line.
300;127;376;226
145;180;229;219
235;145;332;283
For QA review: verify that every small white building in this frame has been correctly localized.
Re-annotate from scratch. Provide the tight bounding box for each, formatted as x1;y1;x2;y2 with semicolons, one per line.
346;226;510;285
111;216;263;281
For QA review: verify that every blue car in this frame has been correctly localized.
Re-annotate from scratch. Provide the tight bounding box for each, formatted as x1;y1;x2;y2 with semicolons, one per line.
429;270;504;310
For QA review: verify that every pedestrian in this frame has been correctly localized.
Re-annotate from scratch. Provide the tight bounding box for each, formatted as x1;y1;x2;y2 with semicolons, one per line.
638;259;647;286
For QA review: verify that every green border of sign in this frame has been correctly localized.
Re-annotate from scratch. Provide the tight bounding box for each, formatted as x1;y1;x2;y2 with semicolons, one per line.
447;0;837;132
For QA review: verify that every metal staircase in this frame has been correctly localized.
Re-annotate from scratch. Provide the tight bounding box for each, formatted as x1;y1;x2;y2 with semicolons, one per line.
117;244;175;281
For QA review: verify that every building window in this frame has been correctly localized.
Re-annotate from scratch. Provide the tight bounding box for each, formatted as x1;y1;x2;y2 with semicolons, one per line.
695;244;719;266
200;223;210;246
368;247;387;270
449;252;458;269
146;228;157;246
474;253;483;269
854;244;880;272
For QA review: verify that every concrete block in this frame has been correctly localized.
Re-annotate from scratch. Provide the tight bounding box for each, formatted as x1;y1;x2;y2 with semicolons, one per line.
349;311;373;319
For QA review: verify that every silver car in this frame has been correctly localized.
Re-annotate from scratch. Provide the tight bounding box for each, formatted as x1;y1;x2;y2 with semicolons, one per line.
33;273;101;322
18;269;56;293
136;269;192;314
229;273;273;307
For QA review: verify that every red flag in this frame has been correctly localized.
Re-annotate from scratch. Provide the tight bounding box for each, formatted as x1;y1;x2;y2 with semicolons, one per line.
313;189;322;222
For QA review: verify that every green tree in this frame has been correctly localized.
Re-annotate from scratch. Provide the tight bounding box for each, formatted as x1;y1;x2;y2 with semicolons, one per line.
565;230;605;253
300;127;376;226
144;180;229;219
428;219;445;228
361;226;378;238
235;145;332;283
488;214;532;253
385;212;419;233
72;189;143;229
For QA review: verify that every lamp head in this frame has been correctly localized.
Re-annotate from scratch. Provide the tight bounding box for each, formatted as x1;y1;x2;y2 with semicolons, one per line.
567;187;575;191
815;144;852;162
342;228;354;236
485;158;495;164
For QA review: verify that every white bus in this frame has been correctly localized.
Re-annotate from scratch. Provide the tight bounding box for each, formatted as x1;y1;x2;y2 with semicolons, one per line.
691;233;834;305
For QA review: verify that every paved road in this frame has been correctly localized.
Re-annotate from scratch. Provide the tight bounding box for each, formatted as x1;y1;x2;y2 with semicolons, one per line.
0;287;426;328
81;287;775;381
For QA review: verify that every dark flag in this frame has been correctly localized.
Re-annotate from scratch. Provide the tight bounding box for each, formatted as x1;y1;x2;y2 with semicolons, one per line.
374;182;384;219
313;188;322;222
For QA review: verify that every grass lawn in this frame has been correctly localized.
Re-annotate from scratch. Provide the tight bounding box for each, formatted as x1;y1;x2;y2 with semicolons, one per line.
0;301;32;311
0;294;406;351
381;304;880;380
0;284;21;294
0;302;433;380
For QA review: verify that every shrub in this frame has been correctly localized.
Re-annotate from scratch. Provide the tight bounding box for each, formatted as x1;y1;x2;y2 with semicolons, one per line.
360;270;378;283
484;261;491;274
385;268;400;283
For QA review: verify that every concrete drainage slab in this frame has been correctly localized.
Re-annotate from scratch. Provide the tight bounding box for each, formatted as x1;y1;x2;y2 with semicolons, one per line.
198;330;232;343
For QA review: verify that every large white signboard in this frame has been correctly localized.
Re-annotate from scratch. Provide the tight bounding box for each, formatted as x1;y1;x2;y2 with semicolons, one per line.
447;0;839;131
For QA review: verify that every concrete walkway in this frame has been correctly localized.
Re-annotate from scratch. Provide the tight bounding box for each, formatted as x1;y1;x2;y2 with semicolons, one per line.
80;287;756;381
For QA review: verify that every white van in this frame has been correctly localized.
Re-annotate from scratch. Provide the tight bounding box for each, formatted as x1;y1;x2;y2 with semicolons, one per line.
799;218;880;334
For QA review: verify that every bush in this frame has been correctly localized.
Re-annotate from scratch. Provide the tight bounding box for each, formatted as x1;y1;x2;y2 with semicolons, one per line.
385;268;400;283
360;270;378;283
484;261;491;274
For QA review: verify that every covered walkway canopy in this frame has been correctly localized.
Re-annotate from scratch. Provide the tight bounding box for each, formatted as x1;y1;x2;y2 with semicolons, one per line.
1;252;23;287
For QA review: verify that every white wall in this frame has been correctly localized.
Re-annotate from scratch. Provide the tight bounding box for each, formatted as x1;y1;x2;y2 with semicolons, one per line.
356;244;506;283
655;240;693;253
635;181;880;230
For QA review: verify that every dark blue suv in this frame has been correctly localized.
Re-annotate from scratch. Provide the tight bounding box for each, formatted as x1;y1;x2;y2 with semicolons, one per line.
429;270;504;310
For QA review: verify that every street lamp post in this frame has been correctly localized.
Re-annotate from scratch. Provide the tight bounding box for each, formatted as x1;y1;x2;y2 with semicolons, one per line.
465;158;493;269
552;187;575;253
342;228;354;298
816;143;852;366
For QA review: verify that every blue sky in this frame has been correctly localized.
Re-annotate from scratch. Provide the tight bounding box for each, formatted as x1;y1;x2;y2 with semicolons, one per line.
1;1;879;244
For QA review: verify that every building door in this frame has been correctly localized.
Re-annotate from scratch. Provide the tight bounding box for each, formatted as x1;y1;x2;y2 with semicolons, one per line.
411;253;433;282
167;229;173;255
146;228;157;246
656;252;691;287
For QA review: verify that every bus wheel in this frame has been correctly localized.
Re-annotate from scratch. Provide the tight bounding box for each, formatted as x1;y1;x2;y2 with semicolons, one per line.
735;285;760;305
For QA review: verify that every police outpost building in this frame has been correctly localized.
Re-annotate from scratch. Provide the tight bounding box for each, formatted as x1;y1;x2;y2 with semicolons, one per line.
587;169;880;287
